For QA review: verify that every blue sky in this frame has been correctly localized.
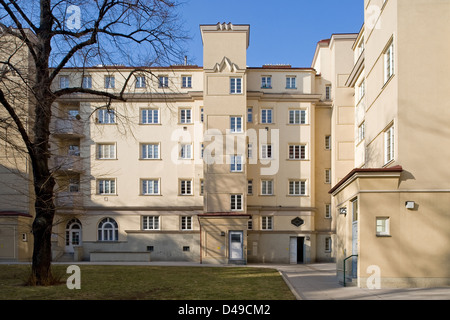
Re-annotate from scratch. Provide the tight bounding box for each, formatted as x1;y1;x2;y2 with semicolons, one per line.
177;0;364;67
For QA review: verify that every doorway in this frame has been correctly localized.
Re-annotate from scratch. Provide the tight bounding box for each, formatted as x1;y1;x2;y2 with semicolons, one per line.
65;218;82;253
289;237;304;264
229;231;244;261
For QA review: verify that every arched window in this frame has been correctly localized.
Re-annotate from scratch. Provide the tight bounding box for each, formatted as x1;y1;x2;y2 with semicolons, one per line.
98;217;118;241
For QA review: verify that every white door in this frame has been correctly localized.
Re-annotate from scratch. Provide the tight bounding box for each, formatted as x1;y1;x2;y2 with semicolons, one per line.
229;231;243;260
289;237;297;264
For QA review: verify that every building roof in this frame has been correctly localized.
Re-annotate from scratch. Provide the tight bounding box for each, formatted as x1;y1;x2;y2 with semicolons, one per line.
328;165;403;194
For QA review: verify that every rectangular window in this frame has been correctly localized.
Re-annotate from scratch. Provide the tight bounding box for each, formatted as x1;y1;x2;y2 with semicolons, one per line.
82;76;92;89
261;180;273;195
261;144;272;159
261;109;273;124
289;144;306;160
180;144;192;159
182;76;192;88
200;107;204;122
286;76;296;89
247;180;253;195
142;216;160;230
159;76;169;88
247;107;253;123
180;108;192;124
97;143;116;159
230;116;243;133
325;169;331;184
230;194;243;211
289;180;306;196
142;179;159;195
358;122;365;143
230;155;243;172
325;204;331;218
200;179;204;195
181;216;192;230
247;216;253;230
384;124;394;164
247;143;253;159
230;77;242;94
105;76;115;89
325;85;332;100
180;180;192;195
135;76;146;88
261;76;272;89
384;41;394;83
261;216;273;230
141;109;159;124
289;110;307;124
98;179;116;195
358;80;365;102
59;76;69;89
98;109;115;124
141;143;159;159
325;237;332;252
325;135;331;150
376;217;390;236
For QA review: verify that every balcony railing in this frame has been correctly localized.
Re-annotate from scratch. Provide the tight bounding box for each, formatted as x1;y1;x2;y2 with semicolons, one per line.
53;119;84;137
52;155;83;173
55;192;83;208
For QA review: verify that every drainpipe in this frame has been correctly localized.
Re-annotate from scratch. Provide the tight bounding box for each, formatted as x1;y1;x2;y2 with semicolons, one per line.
343;254;358;287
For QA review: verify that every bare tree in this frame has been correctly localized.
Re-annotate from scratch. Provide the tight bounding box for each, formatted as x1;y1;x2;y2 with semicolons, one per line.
0;0;187;285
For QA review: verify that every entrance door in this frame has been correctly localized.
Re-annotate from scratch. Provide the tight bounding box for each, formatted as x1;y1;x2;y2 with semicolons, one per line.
65;219;82;253
229;231;243;261
289;237;304;264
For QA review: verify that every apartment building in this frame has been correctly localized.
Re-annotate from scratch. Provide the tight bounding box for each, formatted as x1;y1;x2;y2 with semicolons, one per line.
43;22;347;265
331;0;450;288
1;0;448;289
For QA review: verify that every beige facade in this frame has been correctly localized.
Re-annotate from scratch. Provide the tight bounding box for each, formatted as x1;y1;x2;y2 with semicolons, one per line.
1;1;449;289
331;0;450;288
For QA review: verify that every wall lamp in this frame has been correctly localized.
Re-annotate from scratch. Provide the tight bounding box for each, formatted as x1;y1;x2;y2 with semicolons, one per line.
339;207;347;215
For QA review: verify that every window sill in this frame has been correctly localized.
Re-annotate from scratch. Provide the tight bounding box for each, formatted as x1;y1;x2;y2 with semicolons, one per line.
376;234;391;237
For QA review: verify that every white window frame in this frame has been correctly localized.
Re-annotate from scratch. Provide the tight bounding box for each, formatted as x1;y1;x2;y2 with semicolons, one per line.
261;109;273;124
325;135;331;150
141;179;160;195
261;180;273;195
105;76;115;89
261;216;273;230
181;216;193;230
358;122;365;143
289;109;307;124
142;215;160;230
261;144;272;159
98;217;118;241
97;143;116;159
325;204;331;218
82;76;92;89
247;107;253;123
325;169;331;184
59;76;69;89
182;75;192;88
289;144;307;160
230;116;243;133
384;124;394;164
261;76;272;89
325;237;332;252
230;155;243;172
135;76;146;88
384;40;394;84
98;179;116;195
247;180;253;195
141;108;159;124
180;108;192;124
180;179;193;195
141;143;160;159
230;194;243;211
289;180;306;196
97;108;115;124
159;75;169;88
230;77;242;94
325;85;332;100
180;143;192;159
286;76;296;89
376;217;390;236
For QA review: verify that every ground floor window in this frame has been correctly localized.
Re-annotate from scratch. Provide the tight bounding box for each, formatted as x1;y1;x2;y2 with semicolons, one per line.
98;217;118;241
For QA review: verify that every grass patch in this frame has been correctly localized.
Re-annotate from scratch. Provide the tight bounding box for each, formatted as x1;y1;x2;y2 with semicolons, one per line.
0;264;295;300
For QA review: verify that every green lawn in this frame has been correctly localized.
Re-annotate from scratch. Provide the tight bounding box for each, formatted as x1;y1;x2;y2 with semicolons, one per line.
0;264;295;300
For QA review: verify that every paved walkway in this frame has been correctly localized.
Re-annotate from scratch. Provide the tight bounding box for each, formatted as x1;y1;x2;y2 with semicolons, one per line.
270;263;450;300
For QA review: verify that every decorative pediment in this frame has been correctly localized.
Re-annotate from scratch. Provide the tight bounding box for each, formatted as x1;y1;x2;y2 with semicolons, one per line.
213;57;240;73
